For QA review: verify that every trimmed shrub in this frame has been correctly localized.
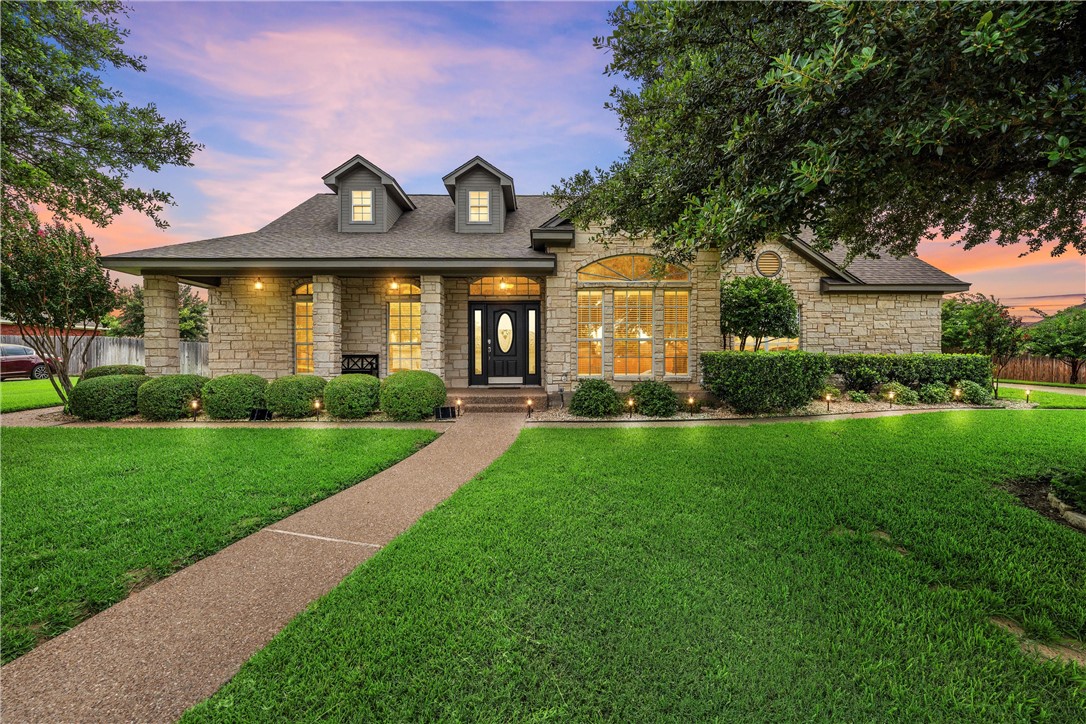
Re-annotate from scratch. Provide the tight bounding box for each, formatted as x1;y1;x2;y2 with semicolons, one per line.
958;379;993;405
266;375;327;418
137;374;209;421
817;384;841;401
325;375;380;419
701;350;831;414
202;374;268;419
379;370;446;421
847;390;871;403
69;374;150;421
831;353;990;389
629;380;679;418
569;379;622;417
842;364;883;392
917;382;951;404
82;364;145;380
878;381;919;405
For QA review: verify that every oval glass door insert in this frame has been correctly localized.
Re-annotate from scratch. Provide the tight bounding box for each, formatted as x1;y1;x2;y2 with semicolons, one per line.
497;313;514;353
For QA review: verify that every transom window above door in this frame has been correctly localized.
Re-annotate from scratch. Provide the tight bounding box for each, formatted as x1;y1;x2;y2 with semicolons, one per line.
469;277;541;296
577;254;689;283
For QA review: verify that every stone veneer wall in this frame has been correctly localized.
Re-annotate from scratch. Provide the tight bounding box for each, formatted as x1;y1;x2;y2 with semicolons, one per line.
725;241;942;354
207;277;295;378
143;274;181;375
543;232;721;395
443;278;470;387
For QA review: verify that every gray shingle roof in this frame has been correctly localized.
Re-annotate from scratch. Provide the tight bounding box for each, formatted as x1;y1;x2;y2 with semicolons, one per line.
821;245;967;287
107;194;561;261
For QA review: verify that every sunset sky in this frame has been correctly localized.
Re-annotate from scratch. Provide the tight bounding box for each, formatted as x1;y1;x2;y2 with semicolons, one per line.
98;1;1083;320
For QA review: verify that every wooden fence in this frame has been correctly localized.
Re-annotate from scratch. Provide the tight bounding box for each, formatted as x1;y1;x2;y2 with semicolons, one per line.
1;335;209;377
1001;354;1073;384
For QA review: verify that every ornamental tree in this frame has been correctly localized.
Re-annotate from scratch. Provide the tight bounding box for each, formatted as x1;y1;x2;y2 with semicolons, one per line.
551;1;1085;262
1;1;201;231
1;216;118;406
941;293;1023;397
1025;305;1086;384
720;276;800;351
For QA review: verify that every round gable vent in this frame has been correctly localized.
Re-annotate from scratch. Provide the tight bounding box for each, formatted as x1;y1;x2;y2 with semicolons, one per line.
756;251;782;277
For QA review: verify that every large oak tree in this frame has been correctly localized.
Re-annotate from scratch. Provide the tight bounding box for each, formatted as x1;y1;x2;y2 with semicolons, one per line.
552;1;1086;262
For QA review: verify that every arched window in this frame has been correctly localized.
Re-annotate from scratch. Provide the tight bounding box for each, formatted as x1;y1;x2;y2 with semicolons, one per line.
469;276;541;296
577;254;689;283
385;279;421;372
293;283;313;373
387;280;421;296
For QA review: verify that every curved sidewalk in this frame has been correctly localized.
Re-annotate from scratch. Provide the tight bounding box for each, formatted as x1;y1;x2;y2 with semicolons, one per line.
1;413;525;724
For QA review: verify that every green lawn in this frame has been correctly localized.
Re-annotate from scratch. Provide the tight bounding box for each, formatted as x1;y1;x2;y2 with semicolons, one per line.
186;411;1086;722
0;427;437;663
999;378;1086;390
0;378;75;413
998;386;1086;408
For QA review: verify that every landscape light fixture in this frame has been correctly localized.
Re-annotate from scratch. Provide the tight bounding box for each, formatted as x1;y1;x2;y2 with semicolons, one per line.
688;396;695;417
191;399;199;422
627;397;635;418
526;398;533;418
314;399;322;421
954;387;961;400
1026;389;1031;404
826;393;832;412
888;390;895;409
254;278;264;291
455;398;463;417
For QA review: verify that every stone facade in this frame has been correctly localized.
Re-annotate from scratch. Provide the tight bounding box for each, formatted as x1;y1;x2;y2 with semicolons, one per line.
143;274;181;375
419;275;444;376
311;275;342;378
207;277;295;378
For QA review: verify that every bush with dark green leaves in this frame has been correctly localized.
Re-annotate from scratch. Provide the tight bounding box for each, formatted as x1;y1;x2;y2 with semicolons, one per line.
136;374;209;421
629;380;679;418
569;379;622;418
701;351;831;414
847;390;871;403
81;364;145;380
266;375;327;418
879;381;919;405
325;375;380;419
68;374;150;421
958;379;993;406
201;374;268;420
917;382;952;404
379;370;446;421
831;354;990;389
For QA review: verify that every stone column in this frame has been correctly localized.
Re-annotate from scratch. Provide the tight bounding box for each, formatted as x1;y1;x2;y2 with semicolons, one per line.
311;275;342;379
143;275;180;376
420;275;445;378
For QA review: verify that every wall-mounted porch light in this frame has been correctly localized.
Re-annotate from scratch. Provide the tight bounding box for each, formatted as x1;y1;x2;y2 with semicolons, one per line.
389;278;400;291
254;278;264;291
498;277;510;291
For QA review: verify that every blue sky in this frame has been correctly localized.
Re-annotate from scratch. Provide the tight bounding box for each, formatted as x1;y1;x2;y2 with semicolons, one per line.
96;1;1083;318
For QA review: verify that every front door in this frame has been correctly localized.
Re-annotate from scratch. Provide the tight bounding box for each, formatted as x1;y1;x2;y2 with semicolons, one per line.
469;302;540;386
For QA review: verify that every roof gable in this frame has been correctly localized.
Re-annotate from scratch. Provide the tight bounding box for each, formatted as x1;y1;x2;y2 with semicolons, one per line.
321;155;415;210
442;156;517;210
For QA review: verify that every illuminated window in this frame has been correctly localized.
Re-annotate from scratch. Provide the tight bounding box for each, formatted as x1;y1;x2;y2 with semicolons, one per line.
388;301;421;372
663;290;689;375
613;290;653;377
577;291;603;376
468;190;490;223
351;190;374;223
387;280;421;295
578;255;688;283
293;283;313;373
469;277;541;296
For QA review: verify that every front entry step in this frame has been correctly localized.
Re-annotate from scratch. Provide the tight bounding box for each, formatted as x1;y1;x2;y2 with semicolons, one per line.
446;387;548;413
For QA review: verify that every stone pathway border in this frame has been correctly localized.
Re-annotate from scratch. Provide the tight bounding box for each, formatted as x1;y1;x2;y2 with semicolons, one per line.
0;413;525;723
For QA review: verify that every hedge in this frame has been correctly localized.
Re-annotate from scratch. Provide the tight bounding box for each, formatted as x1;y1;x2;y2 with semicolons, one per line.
202;374;268;420
82;364;145;380
379;370;446;421
569;379;622;417
68;374;150;421
265;375;327;418
325;375;380;419
630;380;679;417
701;351;831;414
137;374;209;421
831;354;990;390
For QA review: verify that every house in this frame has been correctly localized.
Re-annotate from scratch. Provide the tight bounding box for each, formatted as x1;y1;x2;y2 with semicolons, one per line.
101;155;969;398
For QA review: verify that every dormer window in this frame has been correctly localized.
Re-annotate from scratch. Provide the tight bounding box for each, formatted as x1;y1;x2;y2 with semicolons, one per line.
351;189;374;223
468;190;490;223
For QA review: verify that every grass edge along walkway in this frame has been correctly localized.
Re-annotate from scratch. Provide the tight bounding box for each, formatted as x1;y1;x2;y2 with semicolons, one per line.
185;411;1085;722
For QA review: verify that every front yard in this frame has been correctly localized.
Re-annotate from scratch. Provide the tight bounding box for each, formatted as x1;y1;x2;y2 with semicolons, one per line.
185;411;1086;721
0;427;437;662
997;386;1086;409
0;378;74;413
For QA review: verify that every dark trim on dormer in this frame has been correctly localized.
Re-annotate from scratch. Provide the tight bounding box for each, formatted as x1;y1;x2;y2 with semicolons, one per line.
322;155;415;211
442;156;517;210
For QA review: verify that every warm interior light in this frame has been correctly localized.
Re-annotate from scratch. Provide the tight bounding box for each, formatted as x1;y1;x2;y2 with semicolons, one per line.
254;278;264;291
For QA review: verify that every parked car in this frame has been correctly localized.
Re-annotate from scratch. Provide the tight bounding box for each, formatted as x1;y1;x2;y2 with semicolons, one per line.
0;344;60;380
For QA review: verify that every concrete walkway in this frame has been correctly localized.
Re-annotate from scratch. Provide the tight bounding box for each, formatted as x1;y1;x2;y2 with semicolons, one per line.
1;413;524;723
1000;382;1086;396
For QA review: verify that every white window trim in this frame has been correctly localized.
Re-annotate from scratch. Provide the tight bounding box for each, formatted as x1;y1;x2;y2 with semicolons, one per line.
351;189;375;225
467;190;490;224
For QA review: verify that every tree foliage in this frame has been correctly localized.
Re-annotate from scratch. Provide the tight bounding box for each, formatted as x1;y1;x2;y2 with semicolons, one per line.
0;216;117;405
551;1;1086;262
1025;305;1086;384
719;276;800;351
1;1;201;230
941;293;1024;397
103;283;208;341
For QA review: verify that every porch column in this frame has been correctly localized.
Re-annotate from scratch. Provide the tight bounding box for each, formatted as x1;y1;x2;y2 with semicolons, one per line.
420;275;444;378
312;275;342;379
143;274;180;376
